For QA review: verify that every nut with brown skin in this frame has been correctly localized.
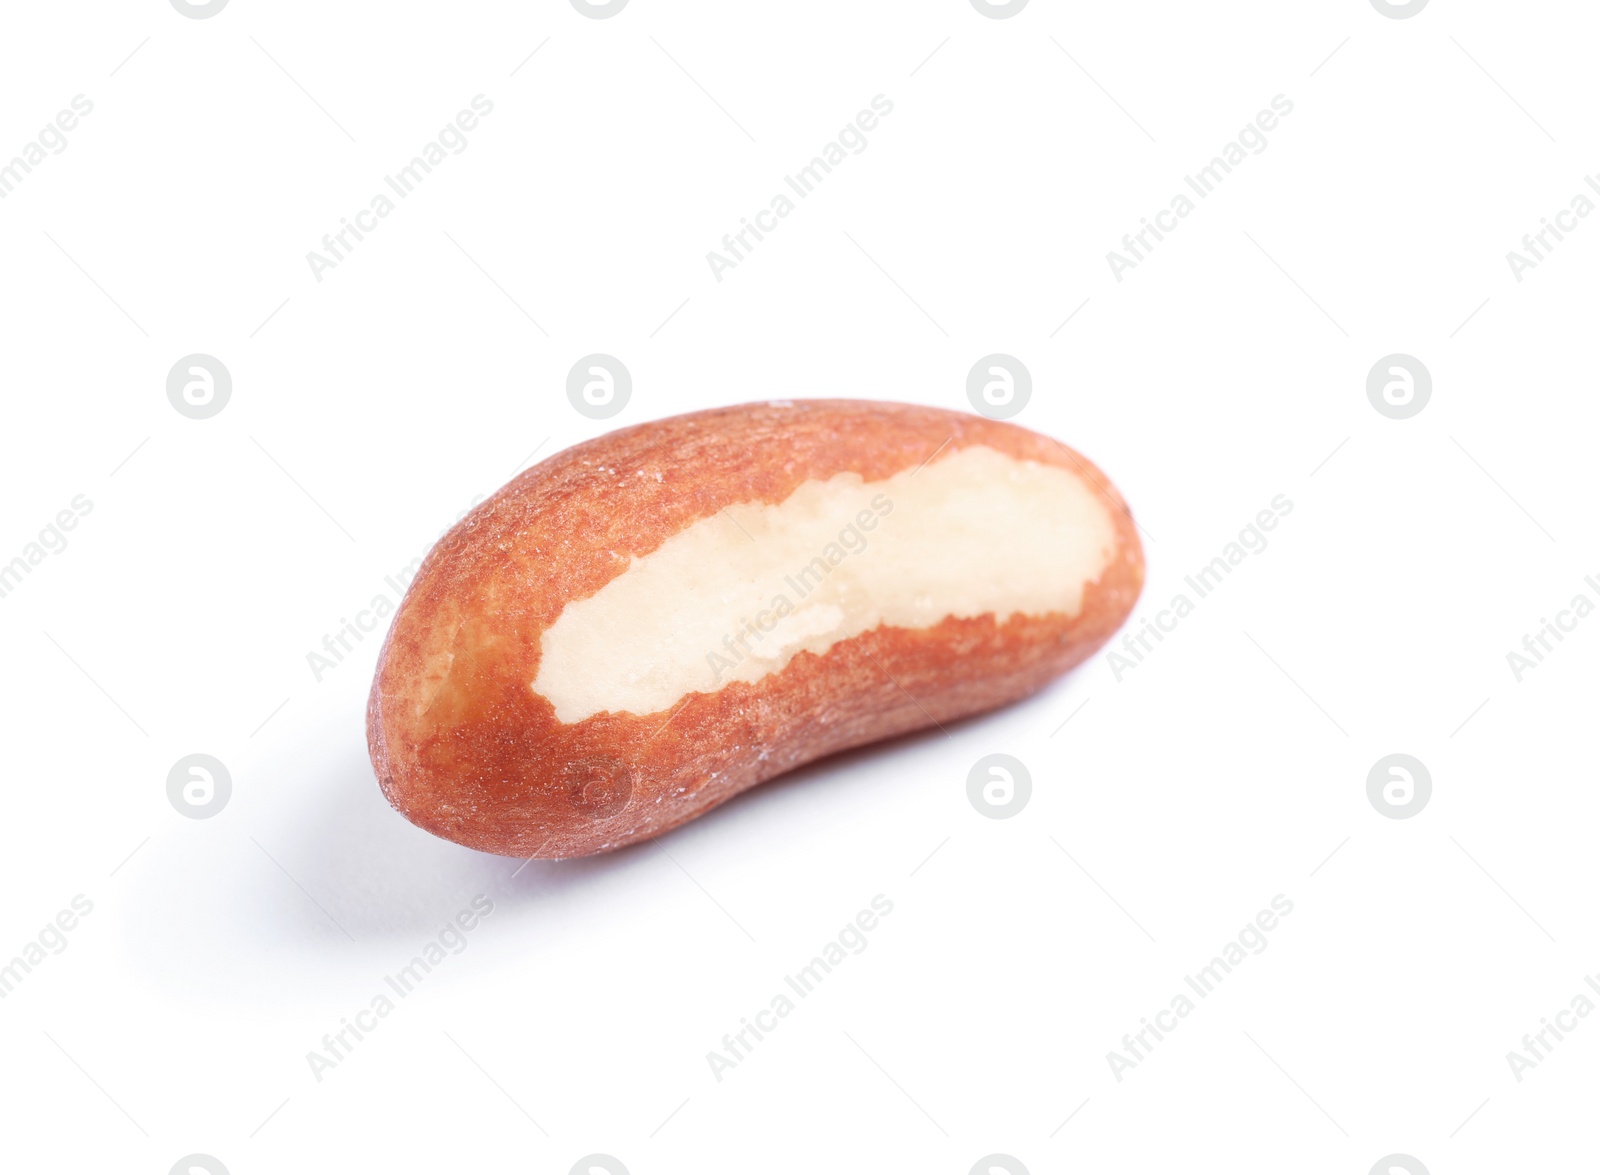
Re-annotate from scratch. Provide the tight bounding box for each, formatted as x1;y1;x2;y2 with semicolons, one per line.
367;400;1144;858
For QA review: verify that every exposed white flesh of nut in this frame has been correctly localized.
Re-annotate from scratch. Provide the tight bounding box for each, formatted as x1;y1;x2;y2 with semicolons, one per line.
533;444;1117;723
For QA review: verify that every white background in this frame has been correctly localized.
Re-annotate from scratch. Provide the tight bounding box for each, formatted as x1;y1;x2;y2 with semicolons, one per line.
1;1;1596;1172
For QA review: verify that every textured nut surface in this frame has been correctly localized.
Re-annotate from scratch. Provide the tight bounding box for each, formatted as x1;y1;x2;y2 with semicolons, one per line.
367;400;1144;857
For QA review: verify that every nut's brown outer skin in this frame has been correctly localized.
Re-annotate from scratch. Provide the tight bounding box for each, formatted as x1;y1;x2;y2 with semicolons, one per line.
367;400;1144;858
